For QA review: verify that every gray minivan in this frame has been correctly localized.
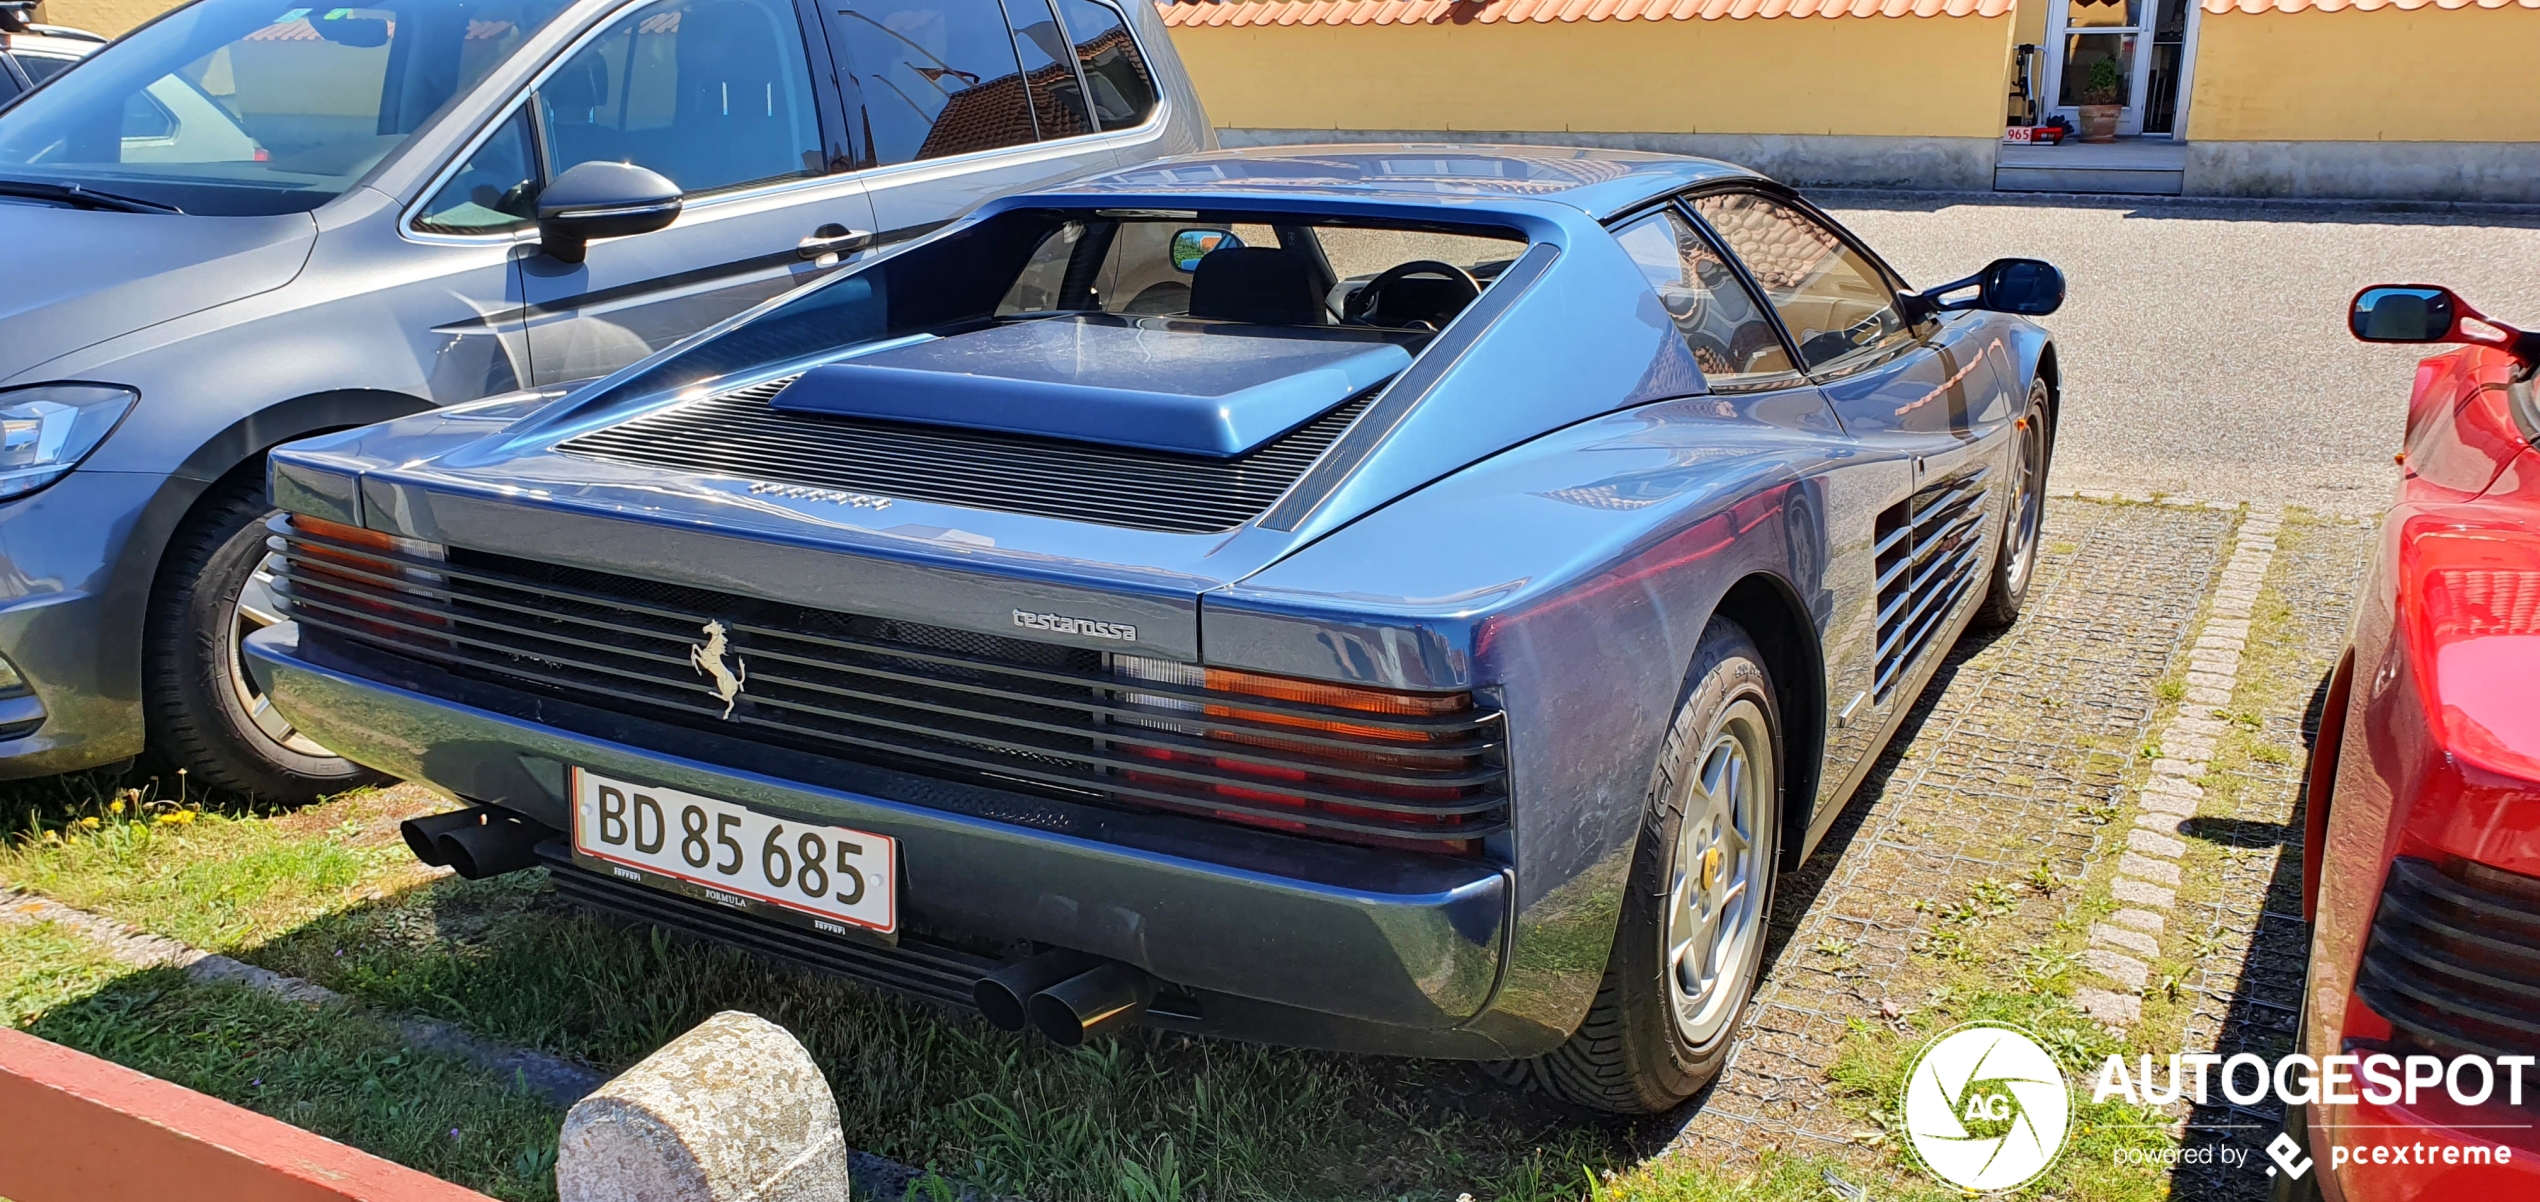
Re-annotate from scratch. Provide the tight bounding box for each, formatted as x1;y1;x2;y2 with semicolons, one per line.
0;0;1207;797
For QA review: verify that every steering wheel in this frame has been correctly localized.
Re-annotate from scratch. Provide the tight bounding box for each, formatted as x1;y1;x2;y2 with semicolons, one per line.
1346;260;1481;326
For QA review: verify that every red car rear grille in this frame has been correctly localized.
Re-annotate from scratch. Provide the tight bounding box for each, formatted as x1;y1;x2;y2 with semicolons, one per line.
2356;856;2540;1060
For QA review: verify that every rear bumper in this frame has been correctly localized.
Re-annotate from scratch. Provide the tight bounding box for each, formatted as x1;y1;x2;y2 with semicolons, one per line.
247;623;1526;1057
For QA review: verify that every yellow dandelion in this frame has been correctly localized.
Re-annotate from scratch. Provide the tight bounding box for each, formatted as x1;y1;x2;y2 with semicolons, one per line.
109;798;125;814
169;810;197;825
78;816;100;829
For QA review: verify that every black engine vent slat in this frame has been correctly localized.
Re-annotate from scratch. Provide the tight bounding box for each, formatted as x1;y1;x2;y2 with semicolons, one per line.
2357;856;2540;1060
1871;468;1991;700
274;525;1509;849
554;373;1372;535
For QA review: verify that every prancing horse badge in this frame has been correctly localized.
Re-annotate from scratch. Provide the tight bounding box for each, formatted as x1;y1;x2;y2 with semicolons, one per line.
690;619;748;719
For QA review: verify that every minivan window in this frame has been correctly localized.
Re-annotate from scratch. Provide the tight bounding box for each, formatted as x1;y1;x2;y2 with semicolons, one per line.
1004;0;1090;140
829;0;1037;165
415;104;536;231
0;0;573;215
536;0;823;198
1050;0;1149;129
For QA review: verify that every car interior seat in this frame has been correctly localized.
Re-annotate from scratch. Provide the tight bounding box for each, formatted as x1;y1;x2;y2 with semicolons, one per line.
671;0;806;190
1188;247;1326;325
539;54;621;173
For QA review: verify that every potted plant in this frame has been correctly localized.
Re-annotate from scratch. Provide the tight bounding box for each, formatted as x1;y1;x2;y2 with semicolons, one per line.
2077;57;2124;142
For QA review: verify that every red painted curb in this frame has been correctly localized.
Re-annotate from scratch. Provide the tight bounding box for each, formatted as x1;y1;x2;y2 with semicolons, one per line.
0;1026;496;1202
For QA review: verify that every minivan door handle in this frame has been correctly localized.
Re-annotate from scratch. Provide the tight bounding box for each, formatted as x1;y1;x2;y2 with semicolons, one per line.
798;224;874;260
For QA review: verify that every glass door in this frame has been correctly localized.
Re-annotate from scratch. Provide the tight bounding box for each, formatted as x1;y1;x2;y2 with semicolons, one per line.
2044;0;2198;138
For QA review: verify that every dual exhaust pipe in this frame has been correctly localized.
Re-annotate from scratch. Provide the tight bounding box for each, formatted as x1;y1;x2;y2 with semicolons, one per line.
401;806;553;879
974;949;1155;1047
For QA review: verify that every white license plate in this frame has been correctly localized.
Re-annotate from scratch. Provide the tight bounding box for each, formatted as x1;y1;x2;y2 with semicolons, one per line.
570;768;896;934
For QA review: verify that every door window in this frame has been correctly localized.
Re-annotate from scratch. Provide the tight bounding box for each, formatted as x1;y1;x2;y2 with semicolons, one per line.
536;0;823;198
829;0;1037;165
1050;0;1151;130
1611;207;1798;390
415;106;538;232
1004;0;1091;140
15;53;77;85
1689;191;1912;376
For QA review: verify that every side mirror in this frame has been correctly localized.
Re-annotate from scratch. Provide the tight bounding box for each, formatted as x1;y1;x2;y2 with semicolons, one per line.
536;161;682;265
1170;228;1241;273
2350;285;2459;343
1978;258;2065;316
2351;283;2539;365
1901;257;2064;321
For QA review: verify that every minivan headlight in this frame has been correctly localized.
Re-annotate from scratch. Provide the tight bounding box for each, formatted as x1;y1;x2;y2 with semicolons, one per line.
0;384;137;501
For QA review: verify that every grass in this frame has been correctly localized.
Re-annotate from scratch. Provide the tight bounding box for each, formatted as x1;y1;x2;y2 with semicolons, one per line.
0;921;563;1200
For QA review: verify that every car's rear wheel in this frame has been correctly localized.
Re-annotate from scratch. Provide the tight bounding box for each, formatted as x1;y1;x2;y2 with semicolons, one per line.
143;472;382;801
1505;618;1782;1113
1975;377;2052;628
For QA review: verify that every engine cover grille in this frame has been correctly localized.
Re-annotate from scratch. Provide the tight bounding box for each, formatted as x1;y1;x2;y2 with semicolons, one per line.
2357;855;2540;1059
554;376;1369;535
273;521;1508;850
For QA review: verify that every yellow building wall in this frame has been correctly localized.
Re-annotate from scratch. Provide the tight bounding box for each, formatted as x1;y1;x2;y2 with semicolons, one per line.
2187;7;2540;142
1168;17;2015;139
29;0;173;38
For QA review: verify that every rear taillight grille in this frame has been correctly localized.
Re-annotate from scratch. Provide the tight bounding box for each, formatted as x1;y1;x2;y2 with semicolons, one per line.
272;519;1507;851
2356;856;2540;1059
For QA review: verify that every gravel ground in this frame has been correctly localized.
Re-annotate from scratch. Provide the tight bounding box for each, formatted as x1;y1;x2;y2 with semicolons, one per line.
1810;194;2540;516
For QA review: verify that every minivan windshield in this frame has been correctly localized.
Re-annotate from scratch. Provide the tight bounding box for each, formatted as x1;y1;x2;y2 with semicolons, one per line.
0;0;574;215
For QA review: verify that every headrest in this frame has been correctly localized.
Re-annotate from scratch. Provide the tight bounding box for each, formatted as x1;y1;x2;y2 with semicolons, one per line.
545;55;610;115
1188;247;1323;326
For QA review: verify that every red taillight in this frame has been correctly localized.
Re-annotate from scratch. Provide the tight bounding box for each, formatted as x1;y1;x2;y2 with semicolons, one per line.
2399;515;2540;778
282;514;450;634
1111;657;1491;853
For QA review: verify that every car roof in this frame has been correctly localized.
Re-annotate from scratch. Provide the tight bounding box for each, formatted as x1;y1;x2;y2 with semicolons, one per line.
1030;144;1766;222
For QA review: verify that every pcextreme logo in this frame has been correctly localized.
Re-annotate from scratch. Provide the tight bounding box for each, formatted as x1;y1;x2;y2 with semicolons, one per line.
1902;1022;2074;1192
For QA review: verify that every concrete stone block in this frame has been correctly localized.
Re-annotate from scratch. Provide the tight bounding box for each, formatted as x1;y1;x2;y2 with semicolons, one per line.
2082;948;2150;991
2075;986;2142;1027
2186;686;2234;707
2151;759;2206;780
2136;811;2187;837
2120;853;2182;888
2128;828;2188;859
2112;876;2177;909
2092;922;2162;959
558;1011;848;1202
2109;908;2167;935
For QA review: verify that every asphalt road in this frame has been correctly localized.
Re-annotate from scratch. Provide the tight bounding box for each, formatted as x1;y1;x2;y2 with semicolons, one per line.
1811;194;2540;516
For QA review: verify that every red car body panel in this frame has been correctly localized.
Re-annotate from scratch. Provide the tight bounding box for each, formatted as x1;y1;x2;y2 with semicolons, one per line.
2303;338;2540;1201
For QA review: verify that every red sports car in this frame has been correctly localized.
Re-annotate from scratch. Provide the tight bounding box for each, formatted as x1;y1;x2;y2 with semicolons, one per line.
2288;285;2540;1199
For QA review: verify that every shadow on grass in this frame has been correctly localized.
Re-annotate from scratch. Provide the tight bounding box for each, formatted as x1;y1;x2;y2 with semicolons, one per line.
9;953;562;1201
222;867;1655;1202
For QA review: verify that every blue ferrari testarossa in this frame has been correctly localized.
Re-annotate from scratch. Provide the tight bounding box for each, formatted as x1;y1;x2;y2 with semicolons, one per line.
253;145;2064;1112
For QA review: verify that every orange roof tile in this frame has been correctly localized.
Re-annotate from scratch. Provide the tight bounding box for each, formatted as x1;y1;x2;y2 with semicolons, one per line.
2203;0;2536;10
1156;0;2014;26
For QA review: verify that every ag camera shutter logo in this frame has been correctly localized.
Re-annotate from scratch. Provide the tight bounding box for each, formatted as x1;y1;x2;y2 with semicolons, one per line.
1902;1022;2073;1192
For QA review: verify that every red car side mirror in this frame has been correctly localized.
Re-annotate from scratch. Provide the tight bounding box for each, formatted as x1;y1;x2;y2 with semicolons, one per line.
2350;284;2540;365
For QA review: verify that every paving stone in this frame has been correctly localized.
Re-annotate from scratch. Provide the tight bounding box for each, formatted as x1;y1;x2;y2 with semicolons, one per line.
2186;670;2236;692
2113;876;2178;909
2151;758;2207;779
2121;852;2183;887
2075;986;2144;1026
2136;811;2188;836
2140;790;2199;818
2092;922;2164;959
2128;828;2189;859
2109;908;2168;935
2083;948;2152;991
2186;686;2235;706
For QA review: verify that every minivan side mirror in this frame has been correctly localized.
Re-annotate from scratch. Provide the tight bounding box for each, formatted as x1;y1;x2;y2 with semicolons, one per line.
1899;257;2065;322
2351;284;2539;365
536;161;683;265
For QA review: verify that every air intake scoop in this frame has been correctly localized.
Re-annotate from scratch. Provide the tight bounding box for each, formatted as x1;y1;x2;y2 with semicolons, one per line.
769;314;1414;458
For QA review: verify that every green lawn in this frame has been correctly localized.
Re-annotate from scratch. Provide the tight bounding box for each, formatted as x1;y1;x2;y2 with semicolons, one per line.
0;764;2107;1202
